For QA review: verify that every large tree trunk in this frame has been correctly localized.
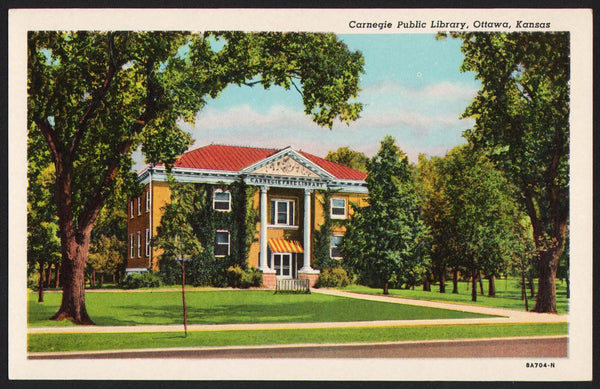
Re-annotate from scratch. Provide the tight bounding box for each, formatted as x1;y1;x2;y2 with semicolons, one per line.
471;268;477;302
488;274;495;297
533;250;559;313
523;183;567;313
383;282;389;295
50;230;95;325
452;268;458;294
37;261;45;303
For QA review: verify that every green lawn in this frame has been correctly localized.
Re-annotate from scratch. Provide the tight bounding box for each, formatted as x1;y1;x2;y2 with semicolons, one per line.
27;323;567;353
338;278;569;314
28;290;495;327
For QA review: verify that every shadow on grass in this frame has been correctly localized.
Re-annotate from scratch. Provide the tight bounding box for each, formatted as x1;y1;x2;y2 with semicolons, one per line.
29;289;497;327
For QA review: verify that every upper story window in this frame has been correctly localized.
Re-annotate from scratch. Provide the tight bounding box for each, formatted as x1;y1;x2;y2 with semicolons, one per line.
270;199;295;226
146;191;151;212
214;230;230;257
130;199;135;218
137;196;142;215
330;198;347;219
213;189;231;211
330;235;343;259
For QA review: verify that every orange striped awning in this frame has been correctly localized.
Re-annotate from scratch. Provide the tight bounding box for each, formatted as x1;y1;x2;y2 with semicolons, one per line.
268;239;304;253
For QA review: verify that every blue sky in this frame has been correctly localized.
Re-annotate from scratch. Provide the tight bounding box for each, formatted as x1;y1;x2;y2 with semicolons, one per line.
135;34;480;170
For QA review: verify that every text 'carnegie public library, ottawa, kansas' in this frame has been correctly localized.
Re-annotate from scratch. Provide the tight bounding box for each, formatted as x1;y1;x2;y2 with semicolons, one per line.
126;144;368;287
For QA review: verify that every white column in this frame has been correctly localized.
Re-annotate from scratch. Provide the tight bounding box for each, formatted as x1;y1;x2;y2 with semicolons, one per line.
301;189;313;271
259;186;269;270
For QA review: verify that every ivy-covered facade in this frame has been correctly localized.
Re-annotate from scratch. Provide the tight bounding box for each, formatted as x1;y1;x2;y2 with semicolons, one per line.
126;144;368;287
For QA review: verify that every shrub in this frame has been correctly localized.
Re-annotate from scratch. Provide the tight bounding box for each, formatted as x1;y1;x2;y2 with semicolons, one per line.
226;265;245;288
240;267;262;288
314;267;350;288
28;273;40;291
122;272;162;289
226;266;262;288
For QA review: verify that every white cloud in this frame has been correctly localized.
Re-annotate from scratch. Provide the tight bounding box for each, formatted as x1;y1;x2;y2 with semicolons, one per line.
362;80;478;101
187;104;317;131
176;91;475;164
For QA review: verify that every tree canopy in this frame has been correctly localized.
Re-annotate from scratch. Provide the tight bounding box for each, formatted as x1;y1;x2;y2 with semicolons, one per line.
27;31;365;324
341;136;426;294
446;32;569;312
325;146;368;172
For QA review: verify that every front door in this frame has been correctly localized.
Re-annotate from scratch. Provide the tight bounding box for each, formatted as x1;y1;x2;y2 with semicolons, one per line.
273;253;293;278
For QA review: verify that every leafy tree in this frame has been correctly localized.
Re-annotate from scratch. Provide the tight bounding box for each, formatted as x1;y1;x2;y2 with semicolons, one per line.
154;180;257;286
88;235;125;286
89;174;130;286
416;154;452;293
27;163;61;302
341;136;426;294
439;145;527;302
28;31;364;324
447;32;569;312
505;218;537;310
153;182;208;283
325;147;368;172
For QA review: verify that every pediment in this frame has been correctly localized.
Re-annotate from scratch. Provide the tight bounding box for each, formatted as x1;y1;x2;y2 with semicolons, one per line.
252;155;320;178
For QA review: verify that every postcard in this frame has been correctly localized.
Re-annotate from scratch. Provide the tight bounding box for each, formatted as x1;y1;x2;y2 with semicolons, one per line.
8;8;592;381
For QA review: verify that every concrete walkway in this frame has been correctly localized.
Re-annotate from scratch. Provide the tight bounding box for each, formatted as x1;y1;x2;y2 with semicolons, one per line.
314;288;568;323
28;288;566;334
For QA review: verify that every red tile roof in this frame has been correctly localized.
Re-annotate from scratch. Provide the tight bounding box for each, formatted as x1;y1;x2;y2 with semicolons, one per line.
174;144;277;172
172;144;367;181
299;151;367;181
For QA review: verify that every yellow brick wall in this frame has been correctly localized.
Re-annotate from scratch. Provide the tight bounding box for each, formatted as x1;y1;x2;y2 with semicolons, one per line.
129;181;367;271
150;181;172;270
126;185;151;269
246;188;368;268
313;191;368;235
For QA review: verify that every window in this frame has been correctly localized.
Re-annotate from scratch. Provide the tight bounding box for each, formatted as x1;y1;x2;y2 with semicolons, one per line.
130;199;134;218
330;235;343;259
270;199;295;226
137;231;141;258
213;189;231;211
137;196;142;215
130;234;135;258
214;230;230;257
331;198;347;219
146;190;151;212
273;253;293;278
145;228;151;257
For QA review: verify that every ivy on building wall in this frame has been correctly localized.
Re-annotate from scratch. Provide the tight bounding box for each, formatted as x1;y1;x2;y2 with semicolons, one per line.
312;189;345;270
155;180;258;286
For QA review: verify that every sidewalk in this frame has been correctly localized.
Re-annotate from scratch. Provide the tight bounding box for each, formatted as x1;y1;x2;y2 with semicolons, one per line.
28;288;567;334
313;288;568;323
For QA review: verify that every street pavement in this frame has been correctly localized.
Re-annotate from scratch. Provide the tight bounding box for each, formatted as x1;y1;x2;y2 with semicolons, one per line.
28;336;567;359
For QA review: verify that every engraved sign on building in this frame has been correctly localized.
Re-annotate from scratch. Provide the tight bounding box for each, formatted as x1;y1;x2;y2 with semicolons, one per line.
253;156;320;178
